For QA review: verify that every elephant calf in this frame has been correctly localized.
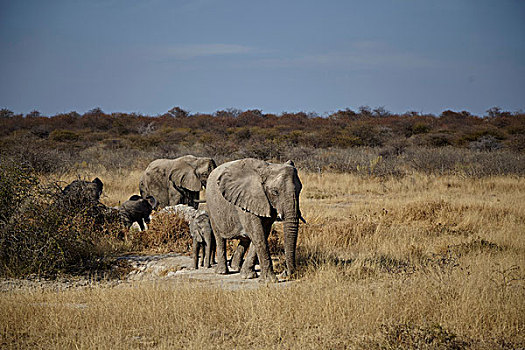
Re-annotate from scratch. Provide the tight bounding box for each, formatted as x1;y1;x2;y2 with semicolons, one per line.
159;204;216;269
119;195;158;231
190;210;216;269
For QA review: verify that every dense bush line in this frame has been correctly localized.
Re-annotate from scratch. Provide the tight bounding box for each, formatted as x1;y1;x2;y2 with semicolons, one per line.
1;106;523;176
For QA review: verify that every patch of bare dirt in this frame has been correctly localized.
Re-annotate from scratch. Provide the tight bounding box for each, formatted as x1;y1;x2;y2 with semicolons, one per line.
1;253;294;292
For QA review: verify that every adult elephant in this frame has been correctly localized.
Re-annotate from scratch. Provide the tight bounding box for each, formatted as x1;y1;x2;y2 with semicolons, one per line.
139;155;216;209
206;158;303;282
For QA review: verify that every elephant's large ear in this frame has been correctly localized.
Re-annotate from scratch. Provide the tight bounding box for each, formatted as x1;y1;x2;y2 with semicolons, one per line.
170;163;202;192
92;178;103;194
217;159;271;217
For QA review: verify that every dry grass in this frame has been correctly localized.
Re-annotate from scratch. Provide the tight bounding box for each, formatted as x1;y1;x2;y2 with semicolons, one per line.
2;170;524;349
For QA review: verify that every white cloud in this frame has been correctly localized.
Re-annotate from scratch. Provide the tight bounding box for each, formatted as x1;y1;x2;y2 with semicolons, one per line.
161;44;258;60
251;41;438;71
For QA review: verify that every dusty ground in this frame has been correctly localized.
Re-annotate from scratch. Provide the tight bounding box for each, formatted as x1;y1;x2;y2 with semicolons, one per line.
0;253;292;292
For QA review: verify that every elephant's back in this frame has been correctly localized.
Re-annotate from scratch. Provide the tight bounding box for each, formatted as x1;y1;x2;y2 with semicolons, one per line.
144;158;176;172
142;159;177;182
120;200;146;220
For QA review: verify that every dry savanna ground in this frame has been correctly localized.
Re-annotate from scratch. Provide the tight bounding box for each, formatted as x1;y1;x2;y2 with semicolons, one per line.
1;169;524;349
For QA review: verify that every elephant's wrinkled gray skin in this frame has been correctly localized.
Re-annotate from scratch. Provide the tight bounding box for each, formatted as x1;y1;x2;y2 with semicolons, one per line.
139;155;216;209
62;177;103;203
119;195;158;231
190;211;216;269
206;158;303;282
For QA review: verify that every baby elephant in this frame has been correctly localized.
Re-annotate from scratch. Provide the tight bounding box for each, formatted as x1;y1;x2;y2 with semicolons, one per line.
190;210;216;269
119;195;157;231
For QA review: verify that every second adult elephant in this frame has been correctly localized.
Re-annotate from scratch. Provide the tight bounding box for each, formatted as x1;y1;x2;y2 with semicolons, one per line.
206;158;303;282
139;155;216;209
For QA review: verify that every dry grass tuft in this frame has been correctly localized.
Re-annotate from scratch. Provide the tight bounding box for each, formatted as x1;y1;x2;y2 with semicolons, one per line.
129;213;192;253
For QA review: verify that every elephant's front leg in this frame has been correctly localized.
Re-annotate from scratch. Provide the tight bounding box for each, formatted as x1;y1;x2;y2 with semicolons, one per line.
214;234;229;274
200;244;205;267
168;185;184;206
137;218;146;231
240;223;272;280
188;191;199;209
242;217;277;282
192;239;199;269
204;240;213;268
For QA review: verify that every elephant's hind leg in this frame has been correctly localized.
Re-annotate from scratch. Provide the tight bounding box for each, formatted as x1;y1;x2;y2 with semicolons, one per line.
200;244;205;267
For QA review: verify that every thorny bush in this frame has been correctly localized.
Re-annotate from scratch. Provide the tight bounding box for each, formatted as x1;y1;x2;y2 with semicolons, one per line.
0;161;124;277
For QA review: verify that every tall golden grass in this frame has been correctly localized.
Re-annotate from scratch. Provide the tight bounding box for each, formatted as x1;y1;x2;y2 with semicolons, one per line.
2;170;524;349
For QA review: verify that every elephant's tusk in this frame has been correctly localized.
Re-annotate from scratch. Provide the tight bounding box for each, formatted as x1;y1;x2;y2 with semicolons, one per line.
194;199;207;203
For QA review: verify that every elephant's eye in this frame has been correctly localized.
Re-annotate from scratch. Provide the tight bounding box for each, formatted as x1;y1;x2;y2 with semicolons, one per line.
270;189;279;196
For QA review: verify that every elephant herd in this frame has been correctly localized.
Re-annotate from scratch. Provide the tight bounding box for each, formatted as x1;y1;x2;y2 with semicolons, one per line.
64;155;304;282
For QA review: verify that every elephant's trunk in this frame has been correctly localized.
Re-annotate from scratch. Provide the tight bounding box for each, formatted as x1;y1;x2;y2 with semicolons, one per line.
283;197;300;277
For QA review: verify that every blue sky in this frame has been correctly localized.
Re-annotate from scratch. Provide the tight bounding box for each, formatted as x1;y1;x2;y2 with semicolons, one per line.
1;0;524;116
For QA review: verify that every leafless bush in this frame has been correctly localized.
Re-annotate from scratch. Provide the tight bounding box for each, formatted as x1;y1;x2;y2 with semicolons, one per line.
469;135;503;152
0;162;124;277
137;122;156;136
131;212;191;253
1;134;72;175
407;147;525;176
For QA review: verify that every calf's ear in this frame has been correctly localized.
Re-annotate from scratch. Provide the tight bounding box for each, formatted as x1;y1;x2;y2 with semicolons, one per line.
146;195;158;209
92;178;103;194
